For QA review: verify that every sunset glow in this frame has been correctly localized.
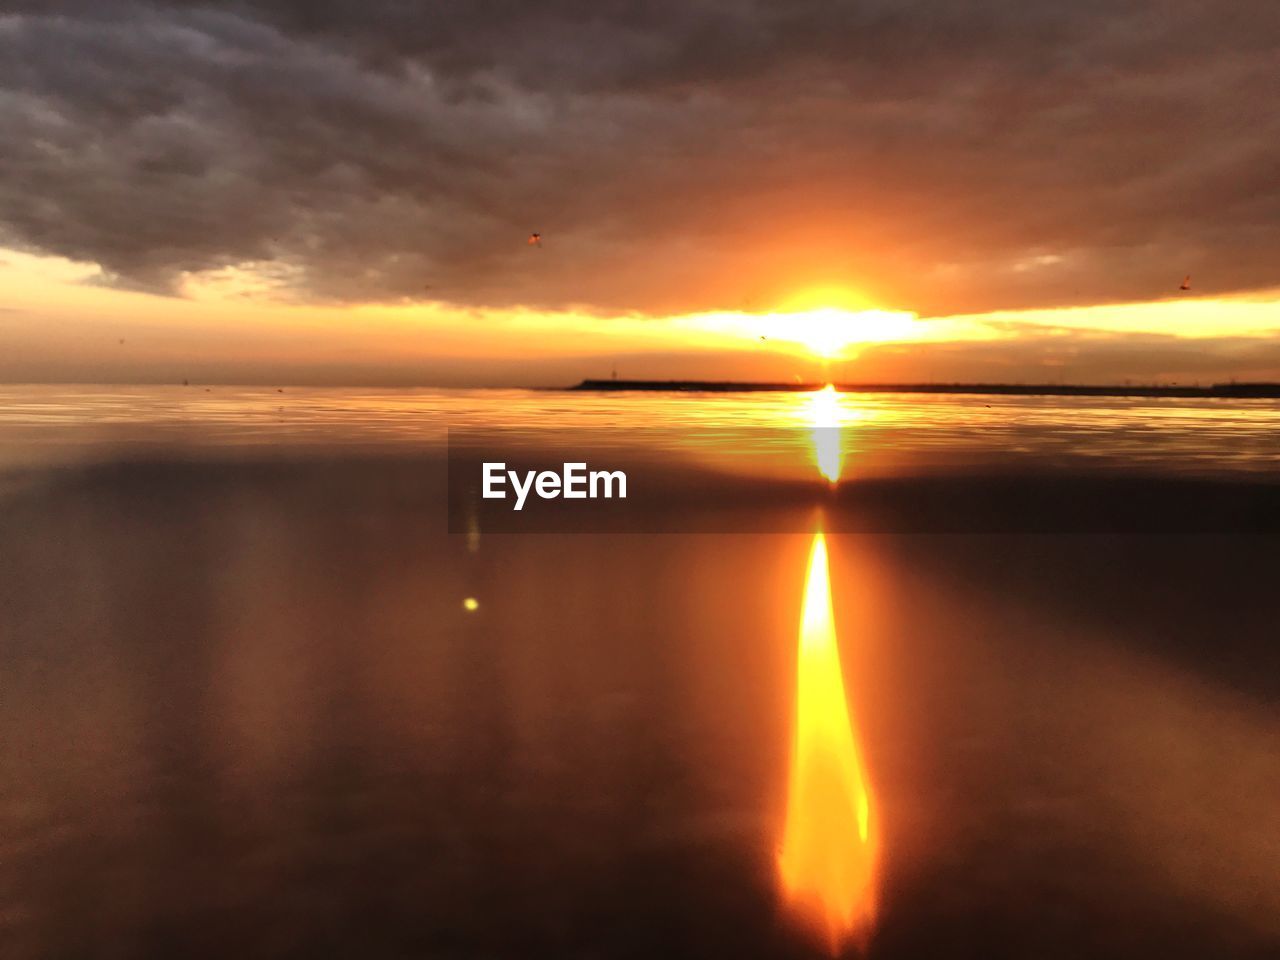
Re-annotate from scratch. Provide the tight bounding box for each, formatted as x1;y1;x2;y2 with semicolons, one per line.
2;248;1280;385
3;5;1279;959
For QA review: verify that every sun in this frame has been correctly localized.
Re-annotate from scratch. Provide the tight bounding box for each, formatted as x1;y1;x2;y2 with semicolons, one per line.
765;306;920;358
672;289;921;359
753;287;921;358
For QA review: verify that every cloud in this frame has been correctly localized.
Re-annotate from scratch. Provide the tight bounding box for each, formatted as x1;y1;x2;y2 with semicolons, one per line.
1;1;1278;315
853;328;1280;385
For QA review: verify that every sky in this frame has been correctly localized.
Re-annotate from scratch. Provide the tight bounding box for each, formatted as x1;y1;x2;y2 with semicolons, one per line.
1;1;1279;386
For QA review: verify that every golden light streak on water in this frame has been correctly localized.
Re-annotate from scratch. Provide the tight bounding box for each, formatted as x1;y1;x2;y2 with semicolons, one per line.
778;531;879;953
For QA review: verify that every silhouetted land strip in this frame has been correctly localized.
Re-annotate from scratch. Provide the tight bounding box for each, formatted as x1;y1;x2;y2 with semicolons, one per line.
573;379;1280;398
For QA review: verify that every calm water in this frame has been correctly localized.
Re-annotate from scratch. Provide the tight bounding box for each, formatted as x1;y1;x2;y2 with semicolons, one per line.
1;383;1279;475
1;385;1277;959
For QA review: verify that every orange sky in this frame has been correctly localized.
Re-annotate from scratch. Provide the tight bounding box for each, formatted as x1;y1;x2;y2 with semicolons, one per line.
3;247;1279;386
3;4;1279;385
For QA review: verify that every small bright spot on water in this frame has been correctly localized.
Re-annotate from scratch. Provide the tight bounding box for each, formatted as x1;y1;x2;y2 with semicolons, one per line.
462;597;479;612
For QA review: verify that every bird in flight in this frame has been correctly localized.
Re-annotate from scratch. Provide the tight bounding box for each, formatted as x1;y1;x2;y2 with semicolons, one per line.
1179;274;1191;291
527;232;542;247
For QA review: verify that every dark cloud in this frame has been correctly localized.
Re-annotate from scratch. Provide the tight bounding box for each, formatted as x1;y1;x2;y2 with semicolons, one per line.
1;1;1278;314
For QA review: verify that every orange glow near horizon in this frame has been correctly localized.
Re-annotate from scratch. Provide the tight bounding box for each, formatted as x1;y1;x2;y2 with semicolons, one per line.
779;531;879;953
5;246;1280;384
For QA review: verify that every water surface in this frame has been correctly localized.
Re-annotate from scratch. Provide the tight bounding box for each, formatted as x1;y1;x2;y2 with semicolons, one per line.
1;385;1277;959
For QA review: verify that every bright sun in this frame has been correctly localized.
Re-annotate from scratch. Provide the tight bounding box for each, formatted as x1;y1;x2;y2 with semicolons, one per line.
674;288;921;359
760;287;920;357
766;306;920;358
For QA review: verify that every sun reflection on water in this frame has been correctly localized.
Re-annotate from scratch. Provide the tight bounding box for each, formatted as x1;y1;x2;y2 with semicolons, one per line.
808;385;846;484
0;385;1275;481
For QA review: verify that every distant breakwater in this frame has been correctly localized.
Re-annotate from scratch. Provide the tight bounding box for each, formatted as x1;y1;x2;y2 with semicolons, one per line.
572;379;1280;398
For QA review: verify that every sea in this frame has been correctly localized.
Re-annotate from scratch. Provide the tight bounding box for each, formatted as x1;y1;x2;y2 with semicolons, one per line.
0;384;1277;959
